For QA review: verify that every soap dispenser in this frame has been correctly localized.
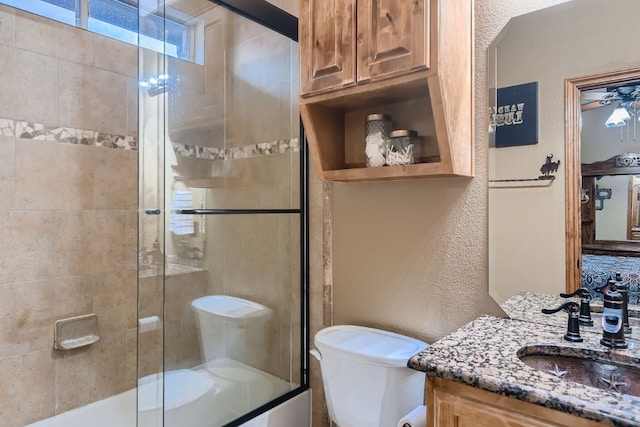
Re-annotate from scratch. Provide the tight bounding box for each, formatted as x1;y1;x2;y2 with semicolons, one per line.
614;272;632;335
600;283;628;349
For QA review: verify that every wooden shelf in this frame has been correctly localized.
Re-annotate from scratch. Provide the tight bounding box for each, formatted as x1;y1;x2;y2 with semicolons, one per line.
323;161;456;182
299;0;474;182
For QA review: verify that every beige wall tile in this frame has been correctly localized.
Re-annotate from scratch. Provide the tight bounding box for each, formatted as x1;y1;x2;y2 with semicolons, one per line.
163;319;180;370
93;35;137;77
0;47;59;125
179;324;202;368
222;155;294;209
90;211;127;272
126;76;139;137
15;139;94;210
0;5;15;47
267;0;298;17
164;271;207;321
125;210;138;271
0;45;15;120
54;333;126;413
0;135;15;209
54;211;126;275
0;210;58;286
92;270;137;334
124;327;137;389
52;211;95;276
15;11;94;65
137;275;162;319
0;350;55;427
0;356;20;425
0;276;92;358
137;328;163;378
58;60;128;135
93;147;137;210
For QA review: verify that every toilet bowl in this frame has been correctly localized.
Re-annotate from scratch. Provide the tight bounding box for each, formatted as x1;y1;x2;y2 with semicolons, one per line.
313;325;429;427
191;295;273;371
137;369;233;427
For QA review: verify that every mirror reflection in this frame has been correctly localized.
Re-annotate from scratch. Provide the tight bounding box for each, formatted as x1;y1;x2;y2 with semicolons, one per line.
488;0;640;324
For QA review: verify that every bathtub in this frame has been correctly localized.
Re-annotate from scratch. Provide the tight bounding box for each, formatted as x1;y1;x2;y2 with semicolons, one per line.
27;389;136;427
26;362;310;427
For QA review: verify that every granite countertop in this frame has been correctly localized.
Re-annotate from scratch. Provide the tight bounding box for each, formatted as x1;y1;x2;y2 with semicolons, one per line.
139;262;206;278
408;315;640;426
502;291;640;340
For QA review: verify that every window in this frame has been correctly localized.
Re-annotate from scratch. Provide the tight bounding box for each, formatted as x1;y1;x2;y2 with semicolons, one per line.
1;0;202;64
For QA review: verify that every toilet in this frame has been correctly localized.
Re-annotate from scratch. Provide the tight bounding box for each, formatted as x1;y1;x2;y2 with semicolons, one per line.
312;325;429;427
191;295;273;371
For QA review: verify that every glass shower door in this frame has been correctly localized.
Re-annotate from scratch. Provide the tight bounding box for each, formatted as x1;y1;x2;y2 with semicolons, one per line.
138;1;307;426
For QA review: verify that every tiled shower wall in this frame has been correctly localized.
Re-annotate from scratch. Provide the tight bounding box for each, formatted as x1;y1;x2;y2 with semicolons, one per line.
0;7;138;426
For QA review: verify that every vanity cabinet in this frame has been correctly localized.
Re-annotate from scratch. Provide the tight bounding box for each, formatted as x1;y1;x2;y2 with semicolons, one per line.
427;378;604;427
299;0;473;182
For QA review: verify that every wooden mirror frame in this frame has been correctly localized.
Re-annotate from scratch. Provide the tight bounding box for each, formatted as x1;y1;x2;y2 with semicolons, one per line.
565;66;640;293
581;156;640;254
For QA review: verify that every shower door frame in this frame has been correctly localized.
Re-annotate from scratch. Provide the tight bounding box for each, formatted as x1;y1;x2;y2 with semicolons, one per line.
142;1;310;426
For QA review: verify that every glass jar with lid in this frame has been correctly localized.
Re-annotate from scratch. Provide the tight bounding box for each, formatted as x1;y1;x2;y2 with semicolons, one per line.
364;114;392;167
386;129;421;166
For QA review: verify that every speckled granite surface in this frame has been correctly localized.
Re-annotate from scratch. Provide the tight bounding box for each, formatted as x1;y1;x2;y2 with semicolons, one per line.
502;291;566;325
502;291;640;340
408;315;640;427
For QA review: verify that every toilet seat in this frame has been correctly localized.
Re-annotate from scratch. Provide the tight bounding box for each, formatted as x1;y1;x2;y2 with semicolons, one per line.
138;369;216;413
137;369;235;427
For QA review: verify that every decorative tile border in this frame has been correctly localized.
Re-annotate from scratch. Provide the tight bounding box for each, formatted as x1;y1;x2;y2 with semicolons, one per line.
173;138;300;161
0;118;137;150
0;117;298;158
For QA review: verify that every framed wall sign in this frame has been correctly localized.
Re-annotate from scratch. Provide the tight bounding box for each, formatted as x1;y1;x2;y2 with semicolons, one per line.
490;81;538;148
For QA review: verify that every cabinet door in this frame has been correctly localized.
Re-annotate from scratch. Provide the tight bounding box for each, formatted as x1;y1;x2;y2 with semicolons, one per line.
300;0;356;96
428;379;606;427
432;389;562;427
357;0;429;83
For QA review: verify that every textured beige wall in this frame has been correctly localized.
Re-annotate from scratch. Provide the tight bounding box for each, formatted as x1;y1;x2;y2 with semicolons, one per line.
329;0;517;345
0;7;138;426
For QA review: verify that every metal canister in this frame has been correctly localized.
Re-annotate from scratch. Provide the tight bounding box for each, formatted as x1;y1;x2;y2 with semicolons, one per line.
364;114;392;167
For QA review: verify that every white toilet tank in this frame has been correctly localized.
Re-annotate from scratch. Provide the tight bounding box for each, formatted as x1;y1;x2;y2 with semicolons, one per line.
314;325;429;427
192;295;273;370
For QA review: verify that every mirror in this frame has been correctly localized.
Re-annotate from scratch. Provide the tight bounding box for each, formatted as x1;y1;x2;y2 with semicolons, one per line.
488;0;640;322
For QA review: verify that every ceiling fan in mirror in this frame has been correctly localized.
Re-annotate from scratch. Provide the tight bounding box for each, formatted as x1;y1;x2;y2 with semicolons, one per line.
581;83;640;128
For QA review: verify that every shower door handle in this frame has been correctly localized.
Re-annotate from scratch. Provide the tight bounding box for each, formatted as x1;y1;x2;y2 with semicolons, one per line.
145;209;161;215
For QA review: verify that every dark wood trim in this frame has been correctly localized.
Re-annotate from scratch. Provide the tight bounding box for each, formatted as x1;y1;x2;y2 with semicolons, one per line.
582;242;640;257
209;0;298;41
582;153;640;176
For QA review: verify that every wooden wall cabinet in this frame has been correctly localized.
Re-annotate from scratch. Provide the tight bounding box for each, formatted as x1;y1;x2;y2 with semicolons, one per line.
427;378;604;427
299;0;474;182
299;0;356;96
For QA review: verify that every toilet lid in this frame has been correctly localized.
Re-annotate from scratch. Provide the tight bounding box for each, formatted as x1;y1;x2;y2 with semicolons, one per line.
315;325;429;367
192;295;272;320
138;370;215;412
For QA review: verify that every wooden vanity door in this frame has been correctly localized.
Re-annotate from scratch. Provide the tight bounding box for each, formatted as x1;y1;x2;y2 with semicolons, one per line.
357;0;429;83
299;0;356;96
428;378;605;427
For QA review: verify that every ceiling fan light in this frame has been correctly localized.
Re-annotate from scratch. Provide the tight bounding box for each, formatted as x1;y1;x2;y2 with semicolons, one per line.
605;106;631;127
